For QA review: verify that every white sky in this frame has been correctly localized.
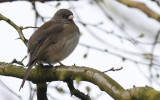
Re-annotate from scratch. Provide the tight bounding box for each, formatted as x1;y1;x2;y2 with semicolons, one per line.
0;0;160;100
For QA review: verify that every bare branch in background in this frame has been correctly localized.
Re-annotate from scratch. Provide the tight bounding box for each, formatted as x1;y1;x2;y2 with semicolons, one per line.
0;80;22;99
116;0;160;22
0;0;78;3
79;43;160;68
151;0;160;6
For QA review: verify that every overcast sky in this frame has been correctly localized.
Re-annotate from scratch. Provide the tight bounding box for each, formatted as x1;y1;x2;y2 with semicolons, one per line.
0;0;160;100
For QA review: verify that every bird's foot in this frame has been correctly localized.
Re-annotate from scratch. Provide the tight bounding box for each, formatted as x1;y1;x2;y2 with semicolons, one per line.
58;61;65;66
45;64;54;68
37;63;54;70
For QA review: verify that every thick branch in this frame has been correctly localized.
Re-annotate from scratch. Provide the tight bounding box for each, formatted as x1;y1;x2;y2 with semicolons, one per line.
129;86;160;100
0;62;129;100
65;79;91;100
37;82;48;100
1;62;160;100
116;0;160;22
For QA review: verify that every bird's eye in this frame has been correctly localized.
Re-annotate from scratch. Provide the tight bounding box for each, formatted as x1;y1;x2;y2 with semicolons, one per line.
62;15;65;18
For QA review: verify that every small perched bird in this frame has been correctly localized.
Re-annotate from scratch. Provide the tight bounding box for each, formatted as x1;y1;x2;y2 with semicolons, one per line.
19;9;80;91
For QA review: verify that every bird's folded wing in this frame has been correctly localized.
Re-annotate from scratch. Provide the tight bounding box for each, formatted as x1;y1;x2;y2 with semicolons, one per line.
28;21;63;64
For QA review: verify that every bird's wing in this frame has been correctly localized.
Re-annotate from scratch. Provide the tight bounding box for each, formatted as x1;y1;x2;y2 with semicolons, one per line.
28;21;63;65
19;21;63;91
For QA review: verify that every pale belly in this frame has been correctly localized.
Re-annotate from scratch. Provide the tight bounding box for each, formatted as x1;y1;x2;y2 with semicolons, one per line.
41;32;80;64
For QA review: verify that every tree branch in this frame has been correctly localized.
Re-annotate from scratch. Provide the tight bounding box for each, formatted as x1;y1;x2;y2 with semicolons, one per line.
65;79;91;100
79;43;160;67
0;62;129;99
116;0;160;22
0;13;28;46
0;0;78;3
37;82;48;100
0;62;160;99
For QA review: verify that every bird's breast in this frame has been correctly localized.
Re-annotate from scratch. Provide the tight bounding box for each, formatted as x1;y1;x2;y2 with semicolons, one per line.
61;31;80;59
43;31;80;64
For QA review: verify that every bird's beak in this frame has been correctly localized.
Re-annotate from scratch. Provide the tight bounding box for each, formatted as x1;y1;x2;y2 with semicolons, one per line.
68;15;74;20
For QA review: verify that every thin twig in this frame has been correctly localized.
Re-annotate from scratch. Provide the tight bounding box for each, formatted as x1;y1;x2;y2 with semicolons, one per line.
0;13;28;46
22;26;39;30
0;79;22;99
148;30;160;83
77;21;160;45
70;1;149;57
103;67;123;73
79;43;160;67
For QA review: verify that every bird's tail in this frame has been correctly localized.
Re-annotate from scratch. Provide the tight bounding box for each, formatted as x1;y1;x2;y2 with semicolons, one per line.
19;62;34;91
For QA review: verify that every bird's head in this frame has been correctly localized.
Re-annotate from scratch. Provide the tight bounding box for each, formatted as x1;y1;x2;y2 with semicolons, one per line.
52;9;74;23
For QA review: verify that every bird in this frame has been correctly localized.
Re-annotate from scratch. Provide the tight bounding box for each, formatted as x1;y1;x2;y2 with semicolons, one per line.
19;9;80;91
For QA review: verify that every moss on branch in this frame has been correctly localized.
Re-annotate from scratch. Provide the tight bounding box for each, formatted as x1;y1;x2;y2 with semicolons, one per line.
0;62;160;100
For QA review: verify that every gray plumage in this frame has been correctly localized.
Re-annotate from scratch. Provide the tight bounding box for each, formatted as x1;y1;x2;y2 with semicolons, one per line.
19;9;80;91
